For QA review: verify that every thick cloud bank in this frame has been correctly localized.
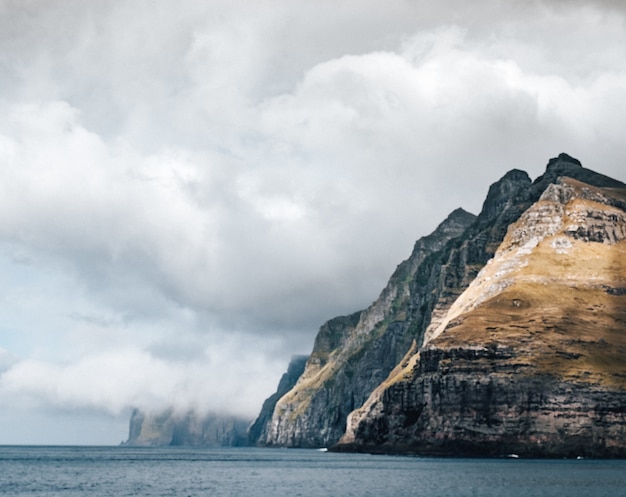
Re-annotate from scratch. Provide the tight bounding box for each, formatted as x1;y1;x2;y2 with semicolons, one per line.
1;0;626;443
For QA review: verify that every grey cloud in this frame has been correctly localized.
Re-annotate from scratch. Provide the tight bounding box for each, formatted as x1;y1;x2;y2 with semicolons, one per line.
1;0;626;443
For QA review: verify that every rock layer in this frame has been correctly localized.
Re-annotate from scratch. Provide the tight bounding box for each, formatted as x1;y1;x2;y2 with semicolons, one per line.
339;174;626;457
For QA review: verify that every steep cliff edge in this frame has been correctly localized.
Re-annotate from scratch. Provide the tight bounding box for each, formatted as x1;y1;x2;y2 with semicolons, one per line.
254;153;626;455
339;174;626;457
254;158;538;448
254;208;477;447
248;355;308;445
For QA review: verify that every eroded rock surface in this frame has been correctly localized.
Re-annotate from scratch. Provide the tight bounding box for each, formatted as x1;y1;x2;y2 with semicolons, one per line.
254;208;477;447
255;153;626;457
339;173;626;457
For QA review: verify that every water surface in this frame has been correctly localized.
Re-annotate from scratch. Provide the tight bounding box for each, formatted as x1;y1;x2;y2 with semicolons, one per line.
1;446;624;497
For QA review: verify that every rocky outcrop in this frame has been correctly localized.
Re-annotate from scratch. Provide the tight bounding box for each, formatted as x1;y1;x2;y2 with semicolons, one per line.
255;152;626;457
341;366;626;457
248;355;308;445
338;173;626;457
124;409;250;447
252;208;477;447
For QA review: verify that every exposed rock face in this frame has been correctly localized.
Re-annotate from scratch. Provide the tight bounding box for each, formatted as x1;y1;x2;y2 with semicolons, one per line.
255;153;626;457
248;355;308;445
339;174;626;457
253;208;477;447
124;409;250;447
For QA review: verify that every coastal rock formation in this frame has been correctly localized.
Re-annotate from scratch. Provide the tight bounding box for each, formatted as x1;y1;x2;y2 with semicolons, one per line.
248;355;308;445
339;175;626;457
254;153;626;457
124;409;250;447
253;208;477;447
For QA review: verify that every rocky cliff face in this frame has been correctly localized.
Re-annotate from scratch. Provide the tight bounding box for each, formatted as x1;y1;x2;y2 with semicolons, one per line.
248;355;308;445
124;409;250;447
253;208;477;447
255;153;626;457
339;172;626;457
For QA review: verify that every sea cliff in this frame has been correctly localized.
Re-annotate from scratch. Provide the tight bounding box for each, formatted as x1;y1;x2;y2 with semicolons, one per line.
252;153;626;457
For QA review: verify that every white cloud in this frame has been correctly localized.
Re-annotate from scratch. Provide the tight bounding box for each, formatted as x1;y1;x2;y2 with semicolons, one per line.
1;0;626;443
0;344;282;418
0;348;18;373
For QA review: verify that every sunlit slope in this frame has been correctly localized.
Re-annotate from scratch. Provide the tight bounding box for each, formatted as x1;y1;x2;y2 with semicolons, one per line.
429;178;626;386
340;177;626;457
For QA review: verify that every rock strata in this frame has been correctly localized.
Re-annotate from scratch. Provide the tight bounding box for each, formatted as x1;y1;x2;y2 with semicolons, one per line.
338;173;626;457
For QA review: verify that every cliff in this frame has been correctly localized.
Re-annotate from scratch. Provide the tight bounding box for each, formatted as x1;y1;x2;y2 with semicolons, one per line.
124;409;250;447
253;207;477;447
248;355;308;445
339;174;626;457
254;153;626;457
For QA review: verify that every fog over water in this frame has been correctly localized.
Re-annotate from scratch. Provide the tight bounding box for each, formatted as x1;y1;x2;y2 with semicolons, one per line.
1;0;626;444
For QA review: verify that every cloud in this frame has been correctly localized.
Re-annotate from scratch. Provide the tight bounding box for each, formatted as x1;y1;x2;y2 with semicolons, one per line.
0;348;18;373
1;0;626;442
1;337;284;418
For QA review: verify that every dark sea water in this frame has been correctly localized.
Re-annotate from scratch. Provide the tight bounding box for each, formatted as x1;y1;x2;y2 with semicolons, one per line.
1;446;625;497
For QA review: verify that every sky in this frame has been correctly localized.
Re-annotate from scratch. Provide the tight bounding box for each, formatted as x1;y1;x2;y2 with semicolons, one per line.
1;0;626;445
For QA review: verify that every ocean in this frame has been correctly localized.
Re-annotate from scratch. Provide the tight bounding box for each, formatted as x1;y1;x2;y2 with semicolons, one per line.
1;446;625;497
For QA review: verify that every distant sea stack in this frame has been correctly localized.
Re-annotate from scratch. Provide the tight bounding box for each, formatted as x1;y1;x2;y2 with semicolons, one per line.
123;356;310;447
251;153;626;457
123;409;250;447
